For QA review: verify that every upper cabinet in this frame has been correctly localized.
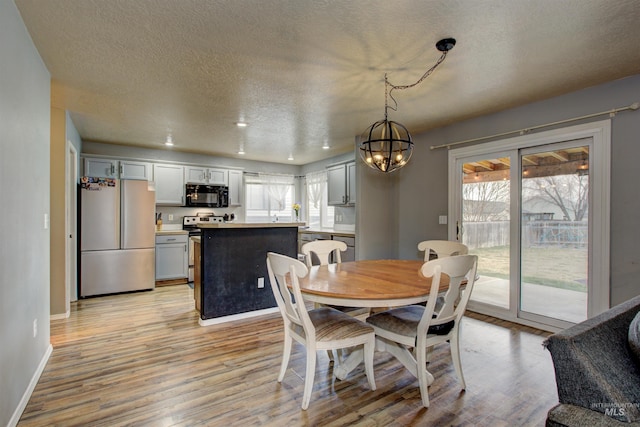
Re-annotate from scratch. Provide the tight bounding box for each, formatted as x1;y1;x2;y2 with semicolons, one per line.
228;169;243;206
153;164;185;206
185;166;228;185
83;157;151;181
347;161;356;205
327;161;356;205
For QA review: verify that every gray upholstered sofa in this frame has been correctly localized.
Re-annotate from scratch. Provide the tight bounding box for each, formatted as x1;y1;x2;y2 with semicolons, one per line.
544;295;640;426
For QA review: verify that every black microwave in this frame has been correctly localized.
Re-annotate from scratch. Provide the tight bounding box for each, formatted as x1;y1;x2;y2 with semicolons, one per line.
185;184;229;208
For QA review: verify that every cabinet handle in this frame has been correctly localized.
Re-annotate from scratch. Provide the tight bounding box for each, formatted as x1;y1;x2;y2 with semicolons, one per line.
167;238;176;241
110;164;115;175
119;164;123;175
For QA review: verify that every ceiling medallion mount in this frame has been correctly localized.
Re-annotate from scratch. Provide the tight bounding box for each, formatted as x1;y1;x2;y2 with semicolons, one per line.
359;37;456;173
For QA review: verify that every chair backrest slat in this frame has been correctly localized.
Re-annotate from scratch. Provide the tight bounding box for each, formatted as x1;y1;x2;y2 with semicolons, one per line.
267;252;313;337
301;240;347;267
419;255;478;333
418;240;468;261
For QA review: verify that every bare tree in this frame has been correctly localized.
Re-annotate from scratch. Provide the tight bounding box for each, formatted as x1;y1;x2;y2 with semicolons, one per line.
522;174;588;221
463;181;510;222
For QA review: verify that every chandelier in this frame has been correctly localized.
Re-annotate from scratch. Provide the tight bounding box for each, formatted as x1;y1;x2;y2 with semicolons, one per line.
359;38;456;173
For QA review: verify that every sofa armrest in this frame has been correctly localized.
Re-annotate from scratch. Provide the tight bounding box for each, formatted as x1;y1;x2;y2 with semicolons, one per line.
547;404;640;427
543;295;640;423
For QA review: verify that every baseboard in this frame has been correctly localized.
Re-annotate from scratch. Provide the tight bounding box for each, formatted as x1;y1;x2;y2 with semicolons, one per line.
198;307;279;326
50;310;70;321
155;278;188;287
7;343;53;427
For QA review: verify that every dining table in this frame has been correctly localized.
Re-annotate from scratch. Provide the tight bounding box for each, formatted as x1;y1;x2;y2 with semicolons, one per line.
297;259;451;383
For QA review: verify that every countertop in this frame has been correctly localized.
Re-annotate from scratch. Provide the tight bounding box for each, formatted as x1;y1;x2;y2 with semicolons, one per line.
155;229;189;235
298;227;355;237
199;222;305;229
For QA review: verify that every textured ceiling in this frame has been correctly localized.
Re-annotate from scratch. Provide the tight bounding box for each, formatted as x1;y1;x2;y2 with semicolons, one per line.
15;0;640;165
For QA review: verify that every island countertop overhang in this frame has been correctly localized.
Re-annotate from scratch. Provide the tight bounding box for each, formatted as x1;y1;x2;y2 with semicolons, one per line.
198;222;304;229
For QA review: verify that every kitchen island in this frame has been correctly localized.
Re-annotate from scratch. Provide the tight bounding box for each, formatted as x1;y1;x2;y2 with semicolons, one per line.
194;222;301;325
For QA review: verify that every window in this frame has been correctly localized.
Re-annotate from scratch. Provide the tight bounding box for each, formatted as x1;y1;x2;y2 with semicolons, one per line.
245;173;295;223
305;170;334;228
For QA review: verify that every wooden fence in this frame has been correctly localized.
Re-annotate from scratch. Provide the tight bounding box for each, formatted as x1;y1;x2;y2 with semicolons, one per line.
463;220;588;249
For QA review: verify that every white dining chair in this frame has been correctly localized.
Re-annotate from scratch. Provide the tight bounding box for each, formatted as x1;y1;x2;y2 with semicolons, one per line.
417;240;468;261
266;252;376;410
417;240;470;318
301;240;370;321
366;254;478;408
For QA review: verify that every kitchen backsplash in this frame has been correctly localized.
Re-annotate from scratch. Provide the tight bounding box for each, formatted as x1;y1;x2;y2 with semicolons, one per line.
155;206;244;225
334;206;355;226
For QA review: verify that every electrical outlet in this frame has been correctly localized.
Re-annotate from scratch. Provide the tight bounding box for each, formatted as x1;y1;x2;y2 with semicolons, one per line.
257;277;265;288
44;213;49;229
439;215;448;225
33;319;38;337
168;214;174;220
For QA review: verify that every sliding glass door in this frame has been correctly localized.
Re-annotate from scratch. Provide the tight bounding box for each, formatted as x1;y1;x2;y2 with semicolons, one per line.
448;121;610;330
519;142;589;324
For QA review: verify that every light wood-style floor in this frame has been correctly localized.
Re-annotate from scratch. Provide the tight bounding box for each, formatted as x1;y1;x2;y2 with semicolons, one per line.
19;285;558;426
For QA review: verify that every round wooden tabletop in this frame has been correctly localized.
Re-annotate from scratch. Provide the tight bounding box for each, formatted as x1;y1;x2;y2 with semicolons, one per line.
298;259;445;308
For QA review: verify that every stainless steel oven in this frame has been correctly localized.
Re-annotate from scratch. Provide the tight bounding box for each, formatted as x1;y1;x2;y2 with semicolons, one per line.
183;214;231;282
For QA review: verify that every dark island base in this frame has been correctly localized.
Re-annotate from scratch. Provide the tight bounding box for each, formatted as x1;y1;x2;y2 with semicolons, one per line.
198;226;298;320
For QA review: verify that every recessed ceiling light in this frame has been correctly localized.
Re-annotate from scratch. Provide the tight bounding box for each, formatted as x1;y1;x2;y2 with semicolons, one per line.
288;154;294;161
236;122;248;128
322;144;330;150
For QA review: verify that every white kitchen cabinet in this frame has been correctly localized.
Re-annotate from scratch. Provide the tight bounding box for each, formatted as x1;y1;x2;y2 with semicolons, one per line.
153;164;185;205
327;161;356;205
155;234;188;280
228;169;243;206
185;166;228;185
83;157;151;180
120;160;152;180
83;157;118;178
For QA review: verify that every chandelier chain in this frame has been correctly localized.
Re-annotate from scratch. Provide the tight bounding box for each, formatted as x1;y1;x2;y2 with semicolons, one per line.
385;51;449;116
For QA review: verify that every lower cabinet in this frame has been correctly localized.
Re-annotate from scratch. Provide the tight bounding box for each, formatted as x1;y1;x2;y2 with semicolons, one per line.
155;234;188;280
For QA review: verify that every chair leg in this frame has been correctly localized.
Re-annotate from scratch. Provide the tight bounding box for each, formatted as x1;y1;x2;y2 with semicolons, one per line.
416;342;430;408
327;349;334;362
363;340;376;391
450;330;466;390
278;332;292;383
301;348;317;410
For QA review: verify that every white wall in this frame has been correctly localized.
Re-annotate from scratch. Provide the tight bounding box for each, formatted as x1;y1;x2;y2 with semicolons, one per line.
392;74;640;305
0;0;52;424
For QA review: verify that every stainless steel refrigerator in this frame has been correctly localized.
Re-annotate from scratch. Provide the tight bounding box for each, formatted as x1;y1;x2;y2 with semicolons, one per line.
80;177;156;297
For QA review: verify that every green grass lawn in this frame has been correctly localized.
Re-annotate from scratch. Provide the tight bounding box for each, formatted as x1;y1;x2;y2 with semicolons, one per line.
469;245;588;292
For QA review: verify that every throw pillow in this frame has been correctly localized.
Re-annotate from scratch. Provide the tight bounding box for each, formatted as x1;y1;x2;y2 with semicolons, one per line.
629;311;640;364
